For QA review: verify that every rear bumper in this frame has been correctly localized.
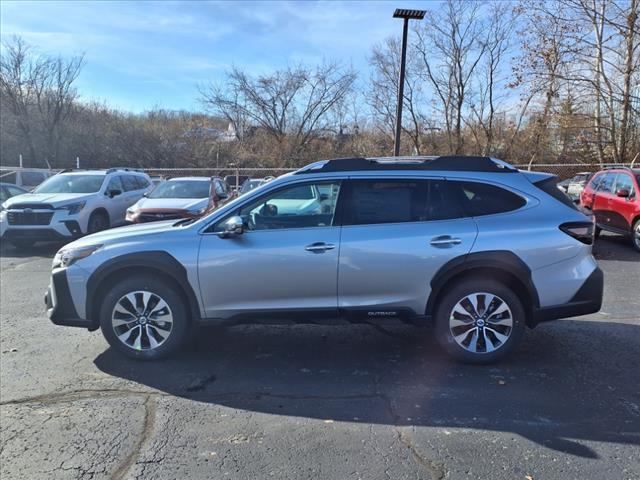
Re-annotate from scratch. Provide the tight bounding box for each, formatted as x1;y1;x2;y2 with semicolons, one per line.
532;267;603;325
45;270;96;330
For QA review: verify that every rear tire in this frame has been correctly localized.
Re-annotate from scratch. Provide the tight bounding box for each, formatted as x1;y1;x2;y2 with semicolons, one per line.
99;274;190;360
434;278;526;364
87;210;109;234
594;226;602;239
632;219;640;253
8;239;36;250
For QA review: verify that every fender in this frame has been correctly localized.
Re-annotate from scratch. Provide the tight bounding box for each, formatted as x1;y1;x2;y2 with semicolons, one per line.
425;250;540;318
86;251;202;326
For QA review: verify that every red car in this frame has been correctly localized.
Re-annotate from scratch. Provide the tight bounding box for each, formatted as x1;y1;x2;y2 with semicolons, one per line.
580;167;640;252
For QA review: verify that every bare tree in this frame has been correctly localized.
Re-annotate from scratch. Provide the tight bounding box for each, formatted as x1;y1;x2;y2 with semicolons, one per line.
0;36;83;166
200;62;356;166
368;37;426;155
415;0;487;154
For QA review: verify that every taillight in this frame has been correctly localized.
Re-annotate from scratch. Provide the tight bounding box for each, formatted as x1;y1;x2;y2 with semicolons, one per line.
560;221;594;245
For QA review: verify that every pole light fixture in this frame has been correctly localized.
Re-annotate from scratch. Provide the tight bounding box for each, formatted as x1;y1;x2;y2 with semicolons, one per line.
392;8;426;156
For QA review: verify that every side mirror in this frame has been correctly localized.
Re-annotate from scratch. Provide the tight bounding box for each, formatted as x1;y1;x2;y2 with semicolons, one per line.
143;192;149;198
218;215;244;238
107;189;122;198
616;188;630;198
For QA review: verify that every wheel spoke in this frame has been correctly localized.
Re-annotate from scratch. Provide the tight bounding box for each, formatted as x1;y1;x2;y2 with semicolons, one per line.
112;290;173;352
485;327;509;345
483;329;496;352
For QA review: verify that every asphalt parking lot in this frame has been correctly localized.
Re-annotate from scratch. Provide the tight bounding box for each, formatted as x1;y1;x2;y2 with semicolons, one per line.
0;234;638;480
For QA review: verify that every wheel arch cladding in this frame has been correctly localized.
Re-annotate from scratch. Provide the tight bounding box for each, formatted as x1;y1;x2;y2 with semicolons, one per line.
426;251;540;327
86;251;201;328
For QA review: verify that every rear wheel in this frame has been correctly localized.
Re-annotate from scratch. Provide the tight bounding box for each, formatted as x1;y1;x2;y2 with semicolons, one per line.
99;274;190;360
435;278;526;364
632;219;640;253
87;210;109;234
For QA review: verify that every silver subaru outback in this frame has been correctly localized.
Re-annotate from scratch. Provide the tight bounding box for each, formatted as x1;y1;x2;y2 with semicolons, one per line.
45;156;603;363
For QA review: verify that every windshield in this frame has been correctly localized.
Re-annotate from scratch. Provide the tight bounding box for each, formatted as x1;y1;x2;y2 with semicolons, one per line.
149;180;211;199
34;174;105;194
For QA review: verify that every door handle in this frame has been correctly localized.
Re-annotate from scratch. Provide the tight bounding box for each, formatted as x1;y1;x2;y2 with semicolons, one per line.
430;235;462;247
305;242;335;253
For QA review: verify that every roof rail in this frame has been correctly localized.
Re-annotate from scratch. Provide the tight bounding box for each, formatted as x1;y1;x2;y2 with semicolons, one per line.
294;156;517;174
105;167;144;174
602;165;633;171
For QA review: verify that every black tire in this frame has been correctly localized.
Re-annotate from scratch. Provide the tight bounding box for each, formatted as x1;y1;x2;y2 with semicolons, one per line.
434;277;526;364
87;210;110;234
8;238;36;250
594;226;602;239
632;219;640;253
99;274;190;360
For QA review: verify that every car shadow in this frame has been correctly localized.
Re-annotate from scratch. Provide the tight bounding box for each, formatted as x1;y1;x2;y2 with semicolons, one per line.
95;319;640;459
0;241;61;259
593;232;639;261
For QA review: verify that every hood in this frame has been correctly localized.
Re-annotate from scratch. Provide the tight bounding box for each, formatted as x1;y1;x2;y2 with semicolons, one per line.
130;197;209;212
64;219;179;249
3;192;95;208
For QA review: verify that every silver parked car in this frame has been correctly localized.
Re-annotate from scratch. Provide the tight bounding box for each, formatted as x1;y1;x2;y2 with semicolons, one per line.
45;156;603;363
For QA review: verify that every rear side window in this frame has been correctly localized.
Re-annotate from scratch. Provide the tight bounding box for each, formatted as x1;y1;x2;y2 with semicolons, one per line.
530;176;577;210
134;176;149;189
453;181;527;216
615;173;635;198
588;173;604;190
342;179;464;226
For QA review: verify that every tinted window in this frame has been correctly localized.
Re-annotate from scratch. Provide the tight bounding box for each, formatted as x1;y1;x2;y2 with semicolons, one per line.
21;171;46;187
453;181;526;216
121;175;139;192
134;176;149;189
588;174;604;190
598;173;616;193
234;181;341;231
214;179;227;198
342;179;464;226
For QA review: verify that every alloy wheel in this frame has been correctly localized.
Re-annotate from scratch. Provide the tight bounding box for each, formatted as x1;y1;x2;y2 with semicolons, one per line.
449;292;513;354
634;222;640;250
111;290;173;351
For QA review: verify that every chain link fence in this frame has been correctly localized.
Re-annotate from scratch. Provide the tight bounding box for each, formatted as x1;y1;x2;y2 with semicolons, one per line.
1;163;636;188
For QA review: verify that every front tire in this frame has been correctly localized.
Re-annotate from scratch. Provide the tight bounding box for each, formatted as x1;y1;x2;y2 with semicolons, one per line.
435;278;526;364
632;219;640;253
87;210;110;234
99;274;190;360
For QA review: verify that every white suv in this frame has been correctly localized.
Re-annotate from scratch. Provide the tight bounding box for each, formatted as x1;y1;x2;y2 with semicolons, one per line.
1;168;153;249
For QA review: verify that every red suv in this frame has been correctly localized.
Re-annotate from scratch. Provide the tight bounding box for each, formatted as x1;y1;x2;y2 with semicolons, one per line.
580;167;640;252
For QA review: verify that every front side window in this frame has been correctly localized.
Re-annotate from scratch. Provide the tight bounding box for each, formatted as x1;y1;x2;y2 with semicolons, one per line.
614;174;635;198
34;174;105;194
234;181;341;231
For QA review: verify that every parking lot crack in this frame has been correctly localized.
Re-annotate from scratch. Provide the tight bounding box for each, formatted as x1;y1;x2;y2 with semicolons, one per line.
395;427;446;480
110;395;156;480
0;388;163;406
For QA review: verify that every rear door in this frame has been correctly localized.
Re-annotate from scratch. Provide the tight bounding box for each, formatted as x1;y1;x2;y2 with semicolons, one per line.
593;172;617;228
337;177;477;317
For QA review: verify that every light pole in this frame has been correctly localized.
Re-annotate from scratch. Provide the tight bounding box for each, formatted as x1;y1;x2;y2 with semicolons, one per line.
392;8;426;157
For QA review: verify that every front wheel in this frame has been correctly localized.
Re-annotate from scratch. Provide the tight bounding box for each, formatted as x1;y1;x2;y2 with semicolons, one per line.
632;219;640;253
87;210;110;234
435;278;526;364
99;274;190;360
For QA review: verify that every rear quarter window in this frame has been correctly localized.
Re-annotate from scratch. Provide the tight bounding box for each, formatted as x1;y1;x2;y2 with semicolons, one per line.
453;181;527;216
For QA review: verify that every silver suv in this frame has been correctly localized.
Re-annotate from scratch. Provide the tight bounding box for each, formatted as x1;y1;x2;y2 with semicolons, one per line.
45;156;603;363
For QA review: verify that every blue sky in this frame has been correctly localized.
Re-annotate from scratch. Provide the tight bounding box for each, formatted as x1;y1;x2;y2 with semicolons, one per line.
1;0;433;113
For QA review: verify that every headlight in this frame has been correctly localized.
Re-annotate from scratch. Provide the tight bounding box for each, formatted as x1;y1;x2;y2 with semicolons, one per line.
58;201;86;215
53;244;103;268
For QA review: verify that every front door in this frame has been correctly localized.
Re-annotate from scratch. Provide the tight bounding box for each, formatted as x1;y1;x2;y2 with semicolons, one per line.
197;180;343;319
337;178;477;317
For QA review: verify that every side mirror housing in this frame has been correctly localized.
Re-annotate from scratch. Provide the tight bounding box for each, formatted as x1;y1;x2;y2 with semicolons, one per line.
143;192;149;198
107;189;122;198
217;215;244;238
616;188;630;198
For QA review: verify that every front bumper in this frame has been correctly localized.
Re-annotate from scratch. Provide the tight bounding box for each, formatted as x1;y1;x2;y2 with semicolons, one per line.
45;269;96;330
532;267;604;324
